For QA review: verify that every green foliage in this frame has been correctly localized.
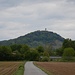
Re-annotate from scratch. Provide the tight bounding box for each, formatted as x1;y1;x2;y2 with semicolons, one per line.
30;49;39;61
2;38;75;61
12;51;22;60
45;45;54;56
63;47;75;60
42;56;50;62
43;51;49;57
63;38;75;50
36;46;44;53
40;50;50;62
25;49;39;61
14;63;24;75
10;44;22;52
0;46;12;60
0;31;64;48
20;45;30;54
56;48;63;56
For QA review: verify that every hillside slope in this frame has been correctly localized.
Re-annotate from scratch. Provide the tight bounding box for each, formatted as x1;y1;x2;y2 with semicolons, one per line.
0;31;64;49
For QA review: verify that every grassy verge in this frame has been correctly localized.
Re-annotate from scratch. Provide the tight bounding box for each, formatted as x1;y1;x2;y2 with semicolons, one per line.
33;62;54;75
14;62;25;75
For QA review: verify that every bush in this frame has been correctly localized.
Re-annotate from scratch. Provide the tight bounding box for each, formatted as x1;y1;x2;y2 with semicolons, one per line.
42;56;50;62
63;47;75;61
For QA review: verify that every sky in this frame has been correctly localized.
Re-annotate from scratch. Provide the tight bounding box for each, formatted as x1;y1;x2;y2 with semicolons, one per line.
0;0;75;41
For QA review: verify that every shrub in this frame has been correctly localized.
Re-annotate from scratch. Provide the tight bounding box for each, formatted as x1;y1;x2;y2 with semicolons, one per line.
63;47;75;61
42;56;50;62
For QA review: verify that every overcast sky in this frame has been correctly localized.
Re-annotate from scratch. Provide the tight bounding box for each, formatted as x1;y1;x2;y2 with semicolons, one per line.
0;0;75;41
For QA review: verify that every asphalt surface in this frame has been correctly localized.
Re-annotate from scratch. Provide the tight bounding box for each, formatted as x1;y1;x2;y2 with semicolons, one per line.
24;61;48;75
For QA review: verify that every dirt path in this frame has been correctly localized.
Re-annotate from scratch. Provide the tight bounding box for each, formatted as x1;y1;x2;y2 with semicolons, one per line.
24;61;47;75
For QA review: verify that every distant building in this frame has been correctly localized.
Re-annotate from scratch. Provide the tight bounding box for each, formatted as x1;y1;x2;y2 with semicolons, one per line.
40;56;62;61
50;56;62;61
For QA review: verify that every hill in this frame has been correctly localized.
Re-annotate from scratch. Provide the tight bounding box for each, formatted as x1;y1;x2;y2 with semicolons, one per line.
0;30;64;49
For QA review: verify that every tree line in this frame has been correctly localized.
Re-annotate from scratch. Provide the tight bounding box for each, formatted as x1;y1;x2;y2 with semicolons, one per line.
0;44;50;61
0;38;75;61
56;38;75;61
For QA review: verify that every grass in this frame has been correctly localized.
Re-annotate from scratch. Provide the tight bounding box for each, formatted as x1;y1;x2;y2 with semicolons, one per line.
14;62;25;75
34;62;54;75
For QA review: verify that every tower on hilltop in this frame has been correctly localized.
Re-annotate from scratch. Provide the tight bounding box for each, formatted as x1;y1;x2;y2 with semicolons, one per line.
45;28;47;31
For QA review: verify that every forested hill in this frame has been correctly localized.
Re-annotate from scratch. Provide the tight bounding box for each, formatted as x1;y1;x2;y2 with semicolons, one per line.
0;31;64;49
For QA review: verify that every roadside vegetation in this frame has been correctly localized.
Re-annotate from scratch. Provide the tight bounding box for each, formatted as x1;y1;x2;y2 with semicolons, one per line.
14;62;25;75
0;62;24;75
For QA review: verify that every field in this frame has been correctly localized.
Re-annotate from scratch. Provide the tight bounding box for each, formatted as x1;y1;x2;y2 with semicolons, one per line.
0;62;23;75
35;62;75;75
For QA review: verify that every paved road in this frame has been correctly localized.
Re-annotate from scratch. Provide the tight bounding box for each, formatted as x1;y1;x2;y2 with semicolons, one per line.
24;61;47;75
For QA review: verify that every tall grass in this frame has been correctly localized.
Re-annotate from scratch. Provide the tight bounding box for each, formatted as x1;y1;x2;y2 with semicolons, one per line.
14;62;25;75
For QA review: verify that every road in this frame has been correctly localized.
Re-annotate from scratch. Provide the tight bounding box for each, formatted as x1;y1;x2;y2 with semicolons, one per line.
24;61;48;75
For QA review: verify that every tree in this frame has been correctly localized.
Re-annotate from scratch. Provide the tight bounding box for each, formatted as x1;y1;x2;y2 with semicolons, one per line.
12;50;22;60
42;56;49;62
41;51;50;62
25;49;39;61
36;46;44;53
45;45;54;56
63;39;75;50
30;49;39;61
43;51;49;57
20;45;30;54
63;47;75;61
63;39;71;48
10;44;22;52
56;48;63;56
0;46;12;60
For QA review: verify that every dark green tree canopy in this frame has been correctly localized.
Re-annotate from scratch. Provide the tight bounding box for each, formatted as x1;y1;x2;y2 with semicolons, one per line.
36;46;44;53
63;39;75;50
0;31;64;49
0;46;12;60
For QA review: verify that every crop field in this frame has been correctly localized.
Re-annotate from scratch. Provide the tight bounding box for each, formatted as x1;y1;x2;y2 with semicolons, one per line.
35;62;75;75
0;62;23;75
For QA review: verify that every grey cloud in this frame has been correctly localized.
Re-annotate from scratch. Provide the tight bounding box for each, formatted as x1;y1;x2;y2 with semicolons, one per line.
0;0;75;40
0;0;24;10
0;0;49;9
0;0;65;10
67;0;75;3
